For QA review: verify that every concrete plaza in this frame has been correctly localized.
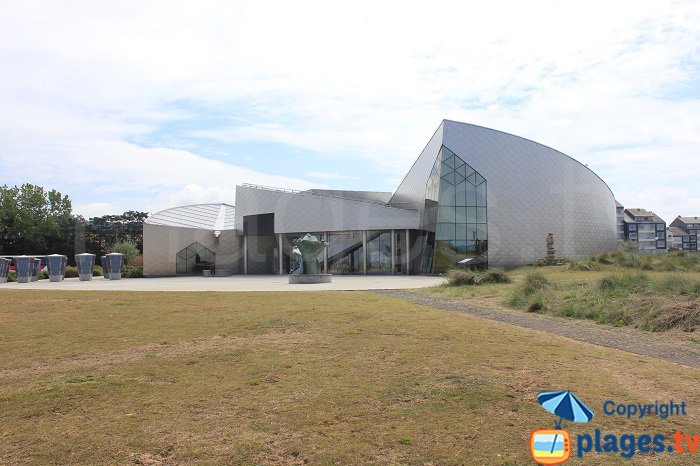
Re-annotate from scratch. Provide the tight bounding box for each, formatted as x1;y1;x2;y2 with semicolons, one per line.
1;275;445;292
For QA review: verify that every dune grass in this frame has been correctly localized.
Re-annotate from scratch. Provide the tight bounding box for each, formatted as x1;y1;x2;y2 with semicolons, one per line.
426;249;700;335
0;290;699;465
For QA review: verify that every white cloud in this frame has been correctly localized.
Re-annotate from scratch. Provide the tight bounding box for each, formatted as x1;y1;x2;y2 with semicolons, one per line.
0;0;699;220
305;171;354;180
1;139;320;216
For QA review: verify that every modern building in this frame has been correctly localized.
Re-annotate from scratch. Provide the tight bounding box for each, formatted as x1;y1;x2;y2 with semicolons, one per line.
667;227;685;250
616;200;625;242
669;216;700;251
143;204;241;276
622;208;667;253
143;120;618;276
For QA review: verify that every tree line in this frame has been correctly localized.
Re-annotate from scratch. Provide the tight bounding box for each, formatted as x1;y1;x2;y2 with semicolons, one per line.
0;184;147;264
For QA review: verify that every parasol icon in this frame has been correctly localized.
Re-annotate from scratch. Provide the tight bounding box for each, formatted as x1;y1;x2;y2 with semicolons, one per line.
537;390;594;429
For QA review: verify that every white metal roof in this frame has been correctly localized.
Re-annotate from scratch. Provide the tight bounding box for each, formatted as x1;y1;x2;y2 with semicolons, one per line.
146;203;236;231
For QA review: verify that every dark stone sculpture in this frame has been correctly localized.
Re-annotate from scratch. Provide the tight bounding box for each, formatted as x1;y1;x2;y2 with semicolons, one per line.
292;234;328;275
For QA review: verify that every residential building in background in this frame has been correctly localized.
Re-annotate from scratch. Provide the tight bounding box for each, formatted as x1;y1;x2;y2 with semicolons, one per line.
616;200;625;242
669;216;700;251
622;208;667;253
144;120;618;276
667;227;685;250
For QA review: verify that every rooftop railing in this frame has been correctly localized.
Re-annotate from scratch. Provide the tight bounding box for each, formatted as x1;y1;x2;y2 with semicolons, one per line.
240;183;419;212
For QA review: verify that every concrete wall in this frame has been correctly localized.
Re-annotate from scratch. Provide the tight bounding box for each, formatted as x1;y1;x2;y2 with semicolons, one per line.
143;223;243;276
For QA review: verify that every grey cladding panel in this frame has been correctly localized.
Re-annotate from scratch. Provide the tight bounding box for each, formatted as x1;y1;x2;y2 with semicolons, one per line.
236;186;420;233
442;121;617;267
388;122;444;210
146;203;236;230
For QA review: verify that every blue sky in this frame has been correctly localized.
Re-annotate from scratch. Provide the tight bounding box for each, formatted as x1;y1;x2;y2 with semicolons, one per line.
0;0;699;223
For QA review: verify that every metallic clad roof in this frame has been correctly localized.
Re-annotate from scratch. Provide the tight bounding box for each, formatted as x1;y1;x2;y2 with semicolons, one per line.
146;203;236;230
305;189;393;204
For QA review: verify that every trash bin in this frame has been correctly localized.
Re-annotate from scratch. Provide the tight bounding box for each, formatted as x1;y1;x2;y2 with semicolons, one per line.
47;254;67;282
106;253;124;280
15;256;33;283
61;256;67;280
0;258;10;284
31;258;41;282
101;255;110;280
75;253;96;281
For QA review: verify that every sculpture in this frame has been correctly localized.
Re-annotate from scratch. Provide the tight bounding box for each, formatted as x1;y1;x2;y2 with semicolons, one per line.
292;234;328;275
546;233;555;261
536;233;566;266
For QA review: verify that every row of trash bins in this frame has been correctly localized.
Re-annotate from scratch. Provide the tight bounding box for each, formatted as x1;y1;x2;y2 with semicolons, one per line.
0;253;125;284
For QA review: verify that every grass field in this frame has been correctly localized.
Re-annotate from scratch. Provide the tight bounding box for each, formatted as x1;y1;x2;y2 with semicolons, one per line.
428;251;700;339
1;290;699;465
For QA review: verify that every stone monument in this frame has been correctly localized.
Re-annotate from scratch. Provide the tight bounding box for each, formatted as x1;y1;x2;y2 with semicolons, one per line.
288;234;332;284
536;233;567;265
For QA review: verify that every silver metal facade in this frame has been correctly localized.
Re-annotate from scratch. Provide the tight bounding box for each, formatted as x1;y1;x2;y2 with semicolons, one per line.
389;122;444;211
143;223;243;276
235;185;420;233
440;121;617;266
145;203;236;230
144;120;618;273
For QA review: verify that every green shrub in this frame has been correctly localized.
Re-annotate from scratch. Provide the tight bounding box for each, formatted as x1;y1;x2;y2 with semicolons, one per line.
506;290;527;308
447;269;478;286
7;270;17;282
506;272;550;308
594;252;614;264
652;275;700;297
526;292;545;312
614;252;642;269
522;272;550;295
130;255;143;268
645;301;700;332
480;269;511;284
111;240;139;265
122;266;144;278
446;268;510;286
599;272;649;292
92;265;103;277
600;249;700;272
38;269;49;280
567;260;600;271
64;266;79;278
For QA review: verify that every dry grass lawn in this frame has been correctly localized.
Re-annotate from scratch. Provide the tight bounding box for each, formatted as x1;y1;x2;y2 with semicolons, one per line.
0;290;699;465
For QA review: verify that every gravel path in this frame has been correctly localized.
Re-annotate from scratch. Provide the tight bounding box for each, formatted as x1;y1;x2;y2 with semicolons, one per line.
373;289;700;369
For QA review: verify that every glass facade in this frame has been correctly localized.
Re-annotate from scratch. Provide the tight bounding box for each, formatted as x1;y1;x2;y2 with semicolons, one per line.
421;145;487;273
328;231;364;274
238;147;487;276
176;242;215;274
367;230;392;273
393;230;407;274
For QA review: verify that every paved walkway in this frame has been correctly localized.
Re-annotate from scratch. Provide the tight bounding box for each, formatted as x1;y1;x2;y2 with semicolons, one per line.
0;275;446;292
374;290;700;369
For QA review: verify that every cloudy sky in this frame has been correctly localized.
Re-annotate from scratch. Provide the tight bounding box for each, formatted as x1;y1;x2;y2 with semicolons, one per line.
1;0;699;222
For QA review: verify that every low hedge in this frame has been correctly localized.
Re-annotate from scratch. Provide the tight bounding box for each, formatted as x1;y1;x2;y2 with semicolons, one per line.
122;266;144;278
